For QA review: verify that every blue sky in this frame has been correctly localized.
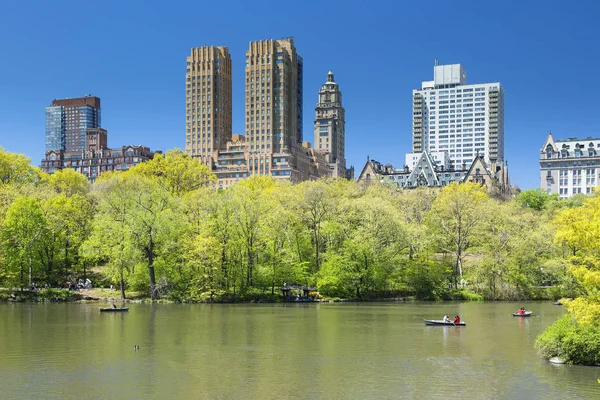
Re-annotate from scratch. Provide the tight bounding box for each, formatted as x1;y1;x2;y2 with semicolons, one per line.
1;0;599;189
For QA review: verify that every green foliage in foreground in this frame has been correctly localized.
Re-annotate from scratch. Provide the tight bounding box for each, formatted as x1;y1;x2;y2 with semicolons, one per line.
536;314;600;365
536;194;600;365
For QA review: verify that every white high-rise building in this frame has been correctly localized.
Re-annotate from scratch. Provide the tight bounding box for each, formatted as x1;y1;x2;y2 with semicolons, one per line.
412;62;504;167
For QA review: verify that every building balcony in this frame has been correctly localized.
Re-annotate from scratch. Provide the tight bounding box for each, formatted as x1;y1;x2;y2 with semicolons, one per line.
214;166;248;173
217;153;246;160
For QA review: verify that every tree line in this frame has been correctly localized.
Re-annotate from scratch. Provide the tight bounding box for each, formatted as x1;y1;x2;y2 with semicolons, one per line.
0;147;594;303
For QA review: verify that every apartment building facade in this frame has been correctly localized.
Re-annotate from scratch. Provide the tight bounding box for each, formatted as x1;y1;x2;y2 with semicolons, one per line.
412;62;504;168
185;46;232;164
540;132;600;197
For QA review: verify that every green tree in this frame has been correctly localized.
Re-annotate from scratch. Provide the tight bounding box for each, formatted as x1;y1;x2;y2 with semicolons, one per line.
1;196;46;289
0;148;41;187
428;182;489;288
182;188;235;291
41;193;95;283
516;188;557;211
94;173;180;299
537;195;600;365
230;177;274;288
129;149;215;195
297;180;334;273
43;169;90;197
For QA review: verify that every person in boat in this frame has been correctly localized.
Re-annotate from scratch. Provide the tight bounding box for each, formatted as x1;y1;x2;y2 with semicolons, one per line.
518;307;525;315
454;315;461;323
112;303;117;309
443;315;451;323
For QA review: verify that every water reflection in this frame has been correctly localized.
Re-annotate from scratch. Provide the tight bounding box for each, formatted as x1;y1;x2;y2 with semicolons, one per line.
0;302;598;399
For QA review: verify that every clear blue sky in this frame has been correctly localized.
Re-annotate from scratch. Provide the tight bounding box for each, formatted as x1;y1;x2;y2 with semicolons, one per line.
1;0;599;189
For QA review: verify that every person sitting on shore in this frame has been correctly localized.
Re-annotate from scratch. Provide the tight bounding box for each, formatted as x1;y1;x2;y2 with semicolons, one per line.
454;315;461;323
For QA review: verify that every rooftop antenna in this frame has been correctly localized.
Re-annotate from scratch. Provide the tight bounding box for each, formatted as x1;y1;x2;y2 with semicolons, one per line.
434;58;439;66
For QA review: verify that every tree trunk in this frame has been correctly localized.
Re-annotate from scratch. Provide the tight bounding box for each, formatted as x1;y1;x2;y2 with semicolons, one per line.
20;261;24;291
247;239;254;287
313;227;320;271
64;240;69;284
29;254;33;287
221;246;228;289
146;240;157;300
120;269;126;300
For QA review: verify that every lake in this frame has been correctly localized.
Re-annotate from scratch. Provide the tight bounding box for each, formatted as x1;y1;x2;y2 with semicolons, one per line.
0;301;598;399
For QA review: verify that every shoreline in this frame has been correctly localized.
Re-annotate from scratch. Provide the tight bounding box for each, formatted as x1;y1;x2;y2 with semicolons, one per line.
0;288;559;304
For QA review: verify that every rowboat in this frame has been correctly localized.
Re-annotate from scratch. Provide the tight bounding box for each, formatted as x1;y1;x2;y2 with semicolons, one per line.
553;301;562;306
512;311;532;317
424;320;466;326
99;307;129;312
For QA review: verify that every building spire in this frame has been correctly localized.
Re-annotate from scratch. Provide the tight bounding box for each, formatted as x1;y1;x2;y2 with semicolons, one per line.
327;70;335;83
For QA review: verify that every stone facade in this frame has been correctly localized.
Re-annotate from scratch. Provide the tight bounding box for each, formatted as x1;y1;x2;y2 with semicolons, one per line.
314;71;347;178
540;132;600;197
212;134;329;189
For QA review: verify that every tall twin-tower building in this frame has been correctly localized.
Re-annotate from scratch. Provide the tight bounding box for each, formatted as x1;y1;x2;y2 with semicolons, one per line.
185;38;349;188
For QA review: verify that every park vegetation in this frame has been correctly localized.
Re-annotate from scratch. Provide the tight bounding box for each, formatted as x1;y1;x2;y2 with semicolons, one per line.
2;147;599;364
0;146;593;303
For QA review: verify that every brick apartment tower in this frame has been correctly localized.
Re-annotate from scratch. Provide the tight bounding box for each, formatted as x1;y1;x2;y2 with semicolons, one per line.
185;46;232;165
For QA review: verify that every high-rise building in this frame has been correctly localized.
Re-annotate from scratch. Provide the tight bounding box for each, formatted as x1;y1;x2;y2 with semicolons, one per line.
540;132;600;197
245;38;303;154
185;46;232;164
183;38;331;189
412;62;504;167
314;71;346;177
45;95;101;152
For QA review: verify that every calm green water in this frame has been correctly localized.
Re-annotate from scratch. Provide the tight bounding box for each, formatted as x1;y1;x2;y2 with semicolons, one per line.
0;302;598;399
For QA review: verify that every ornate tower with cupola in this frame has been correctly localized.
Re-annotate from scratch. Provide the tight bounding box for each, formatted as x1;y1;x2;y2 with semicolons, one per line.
314;71;346;178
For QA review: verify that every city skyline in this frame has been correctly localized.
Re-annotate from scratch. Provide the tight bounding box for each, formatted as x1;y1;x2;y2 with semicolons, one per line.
2;1;600;190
